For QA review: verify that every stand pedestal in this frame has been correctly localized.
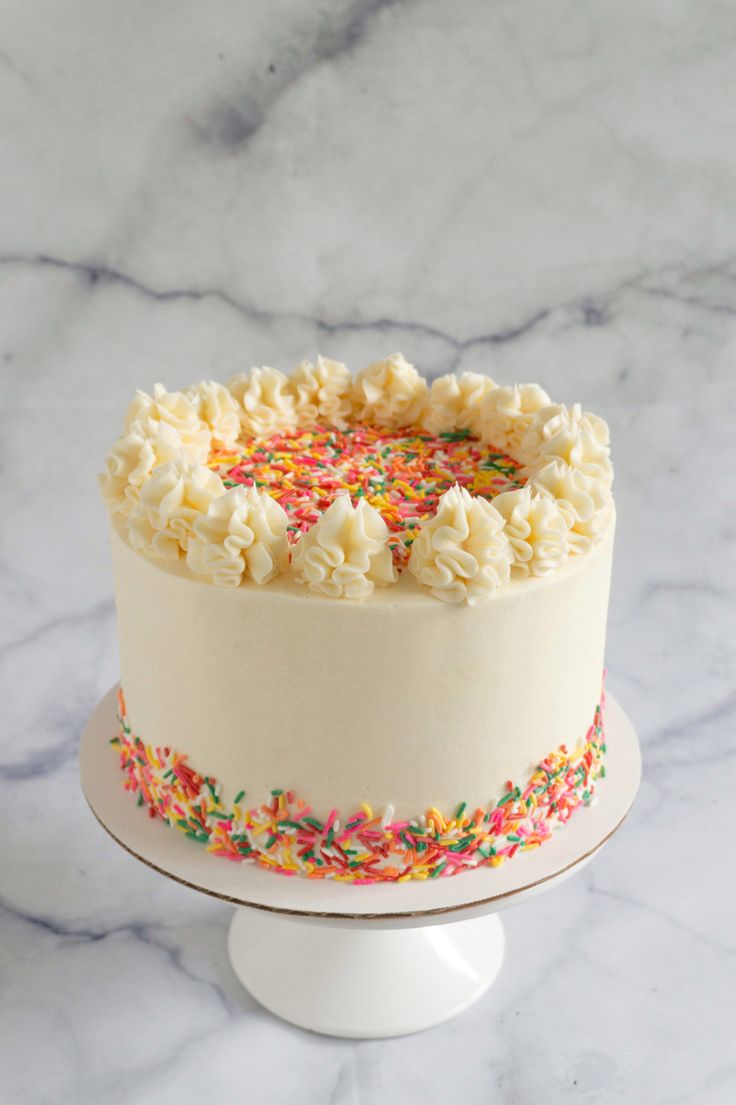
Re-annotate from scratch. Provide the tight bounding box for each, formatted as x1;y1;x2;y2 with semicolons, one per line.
228;909;504;1037
81;688;639;1038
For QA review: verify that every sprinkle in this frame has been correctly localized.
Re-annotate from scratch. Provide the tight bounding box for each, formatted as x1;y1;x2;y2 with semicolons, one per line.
110;682;607;884
207;423;523;568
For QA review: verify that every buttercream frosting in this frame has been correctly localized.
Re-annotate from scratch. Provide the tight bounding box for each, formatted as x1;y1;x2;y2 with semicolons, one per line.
227;366;297;438
492;486;570;578
289;356;353;430
521;402;613;486
99;420;189;517
422;372;497;436
186;485;289;587
100;356;615;600
185;380;241;450
126;460;224;562
481;383;551;461
352;353;428;429
409;484;511;604
291;494;396;599
528;459;613;553
126;384;211;455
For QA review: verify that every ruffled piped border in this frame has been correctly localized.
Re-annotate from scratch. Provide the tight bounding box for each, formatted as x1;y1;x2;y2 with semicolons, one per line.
99;355;614;603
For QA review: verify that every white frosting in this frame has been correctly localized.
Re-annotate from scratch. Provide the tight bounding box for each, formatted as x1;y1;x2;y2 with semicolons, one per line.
291;494;396;599
110;519;614;819
521;402;613;486
409;484;511;604
185;380;241;450
227;366;297;438
99;420;191;517
492;486;570;578
186;485;289;587
529;459;613;553
126;460;224;562
101;357;616;597
422;372;497;436
352;353;428;429
289;356;353;430
481;383;551;461
126;384;211;454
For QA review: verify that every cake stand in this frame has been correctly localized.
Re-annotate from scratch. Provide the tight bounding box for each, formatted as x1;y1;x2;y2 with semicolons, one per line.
80;687;640;1038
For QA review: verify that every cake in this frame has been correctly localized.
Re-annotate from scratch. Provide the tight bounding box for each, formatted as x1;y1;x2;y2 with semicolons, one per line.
100;354;614;883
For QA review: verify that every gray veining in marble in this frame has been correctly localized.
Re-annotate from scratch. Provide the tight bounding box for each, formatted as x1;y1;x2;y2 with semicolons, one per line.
1;1;735;1102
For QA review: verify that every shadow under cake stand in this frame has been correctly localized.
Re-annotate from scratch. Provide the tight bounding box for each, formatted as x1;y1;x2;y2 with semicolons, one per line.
80;687;640;1038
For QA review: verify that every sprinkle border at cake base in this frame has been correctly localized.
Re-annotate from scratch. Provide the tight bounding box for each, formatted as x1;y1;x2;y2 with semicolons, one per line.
110;686;607;884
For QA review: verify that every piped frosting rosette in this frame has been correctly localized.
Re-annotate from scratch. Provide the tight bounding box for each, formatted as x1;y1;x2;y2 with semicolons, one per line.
100;356;614;601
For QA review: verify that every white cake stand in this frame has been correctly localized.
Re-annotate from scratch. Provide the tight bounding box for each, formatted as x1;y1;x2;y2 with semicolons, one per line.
80;687;640;1038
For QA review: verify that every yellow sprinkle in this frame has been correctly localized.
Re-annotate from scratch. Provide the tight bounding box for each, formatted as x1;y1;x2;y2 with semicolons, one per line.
361;803;373;819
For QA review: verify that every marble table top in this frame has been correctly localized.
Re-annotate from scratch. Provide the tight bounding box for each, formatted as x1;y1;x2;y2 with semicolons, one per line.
1;2;734;1102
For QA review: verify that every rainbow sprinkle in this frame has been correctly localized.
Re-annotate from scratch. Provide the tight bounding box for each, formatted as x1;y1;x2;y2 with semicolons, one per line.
207;424;523;565
111;687;607;883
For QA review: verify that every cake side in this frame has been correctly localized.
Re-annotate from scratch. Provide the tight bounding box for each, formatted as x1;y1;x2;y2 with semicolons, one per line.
110;511;613;819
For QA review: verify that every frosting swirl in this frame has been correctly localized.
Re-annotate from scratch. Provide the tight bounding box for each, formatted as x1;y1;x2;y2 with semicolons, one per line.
408;484;511;604
126;384;211;455
528;460;613;553
481;383;551;461
99;420;188;517
187;485;289;587
185;380;241;450
227;367;297;438
492;487;570;578
126;460;224;562
521;403;613;486
289;356;353;430
291;494;396;599
422;372;497;436
352;353;428;429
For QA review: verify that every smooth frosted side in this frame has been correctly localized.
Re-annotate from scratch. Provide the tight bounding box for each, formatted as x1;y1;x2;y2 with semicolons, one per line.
110;520;613;817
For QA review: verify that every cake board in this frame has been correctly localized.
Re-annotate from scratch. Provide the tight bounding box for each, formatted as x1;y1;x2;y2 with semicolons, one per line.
80;686;640;1038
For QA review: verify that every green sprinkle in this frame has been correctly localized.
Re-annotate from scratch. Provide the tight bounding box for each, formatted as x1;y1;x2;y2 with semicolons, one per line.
234;789;245;804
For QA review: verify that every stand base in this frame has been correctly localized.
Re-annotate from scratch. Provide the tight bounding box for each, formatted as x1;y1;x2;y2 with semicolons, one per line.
228;908;505;1038
82;686;640;1038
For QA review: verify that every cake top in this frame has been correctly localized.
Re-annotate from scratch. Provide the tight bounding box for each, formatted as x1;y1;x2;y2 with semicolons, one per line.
100;353;614;604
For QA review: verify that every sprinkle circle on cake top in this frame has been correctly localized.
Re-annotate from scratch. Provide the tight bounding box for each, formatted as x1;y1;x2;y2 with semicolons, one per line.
208;425;523;566
99;354;615;602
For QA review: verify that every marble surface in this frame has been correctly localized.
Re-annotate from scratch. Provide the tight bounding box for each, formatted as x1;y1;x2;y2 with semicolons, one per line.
1;1;734;1101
